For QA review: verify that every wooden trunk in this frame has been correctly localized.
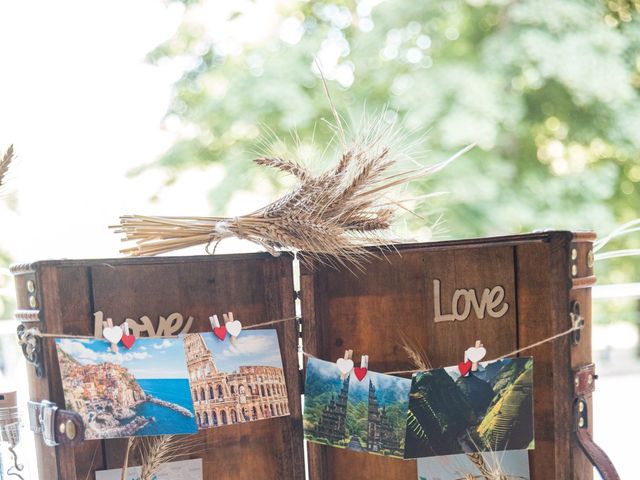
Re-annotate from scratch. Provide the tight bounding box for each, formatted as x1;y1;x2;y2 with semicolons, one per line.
12;231;596;479
12;252;305;480
301;231;596;480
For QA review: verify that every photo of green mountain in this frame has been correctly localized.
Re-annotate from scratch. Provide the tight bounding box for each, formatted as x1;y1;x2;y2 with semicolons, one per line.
303;357;411;458
405;357;534;459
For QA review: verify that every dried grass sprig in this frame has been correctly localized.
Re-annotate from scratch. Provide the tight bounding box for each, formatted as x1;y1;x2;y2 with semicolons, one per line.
0;144;14;190
114;132;473;268
399;332;431;371
120;437;135;480
137;434;198;480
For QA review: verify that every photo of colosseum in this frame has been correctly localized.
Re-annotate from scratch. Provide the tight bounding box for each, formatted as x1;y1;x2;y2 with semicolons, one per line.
183;330;290;429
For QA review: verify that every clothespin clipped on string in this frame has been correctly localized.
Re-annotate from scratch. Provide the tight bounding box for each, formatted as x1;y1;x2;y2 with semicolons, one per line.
120;321;136;350
102;318;122;353
458;340;487;377
354;354;368;382
468;340;487;372
224;312;242;344
210;314;227;341
336;349;354;379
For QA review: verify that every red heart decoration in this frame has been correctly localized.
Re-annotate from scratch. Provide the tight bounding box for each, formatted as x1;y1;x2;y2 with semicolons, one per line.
354;367;368;381
121;334;136;349
458;360;472;377
213;326;227;341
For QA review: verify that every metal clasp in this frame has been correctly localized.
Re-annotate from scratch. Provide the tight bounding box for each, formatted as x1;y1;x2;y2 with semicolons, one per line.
16;324;44;377
27;400;59;447
570;301;584;345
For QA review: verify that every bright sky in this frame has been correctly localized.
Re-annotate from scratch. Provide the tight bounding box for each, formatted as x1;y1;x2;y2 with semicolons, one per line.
56;337;190;379
203;330;284;372
0;0;250;261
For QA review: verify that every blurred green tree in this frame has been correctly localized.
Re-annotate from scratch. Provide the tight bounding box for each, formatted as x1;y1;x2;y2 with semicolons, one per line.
143;0;640;289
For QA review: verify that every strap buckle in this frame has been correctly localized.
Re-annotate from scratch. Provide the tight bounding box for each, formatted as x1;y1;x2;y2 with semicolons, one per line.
27;400;59;447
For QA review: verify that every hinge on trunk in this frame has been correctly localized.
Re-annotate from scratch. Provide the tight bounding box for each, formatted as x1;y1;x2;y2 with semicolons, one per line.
16;324;44;378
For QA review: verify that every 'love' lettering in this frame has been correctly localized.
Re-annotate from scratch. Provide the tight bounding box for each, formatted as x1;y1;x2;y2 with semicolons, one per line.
433;279;509;323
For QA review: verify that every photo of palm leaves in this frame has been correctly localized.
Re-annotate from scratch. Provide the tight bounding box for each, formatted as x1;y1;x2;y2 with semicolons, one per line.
405;357;534;459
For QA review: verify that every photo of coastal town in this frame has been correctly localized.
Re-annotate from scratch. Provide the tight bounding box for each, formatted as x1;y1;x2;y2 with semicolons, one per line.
55;337;198;439
183;330;290;429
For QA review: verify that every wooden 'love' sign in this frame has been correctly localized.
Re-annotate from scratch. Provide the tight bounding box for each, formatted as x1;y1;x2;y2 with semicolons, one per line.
93;311;193;338
432;278;509;323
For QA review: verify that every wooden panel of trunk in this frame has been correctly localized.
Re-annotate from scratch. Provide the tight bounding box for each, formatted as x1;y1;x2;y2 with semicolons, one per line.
303;232;593;480
15;253;304;480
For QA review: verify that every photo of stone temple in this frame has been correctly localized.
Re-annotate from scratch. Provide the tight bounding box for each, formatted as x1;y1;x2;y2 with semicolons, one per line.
313;375;350;443
183;331;290;428
366;380;401;453
312;374;402;454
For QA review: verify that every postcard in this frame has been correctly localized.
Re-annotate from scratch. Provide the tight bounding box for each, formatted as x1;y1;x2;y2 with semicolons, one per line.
405;357;534;459
55;337;197;439
95;458;203;480
183;329;290;429
303;357;411;458
417;450;530;480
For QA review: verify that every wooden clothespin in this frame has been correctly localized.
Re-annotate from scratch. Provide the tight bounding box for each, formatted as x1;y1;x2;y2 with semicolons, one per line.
210;314;227;341
337;349;354;380
360;355;369;369
121;321;136;349
223;313;237;345
467;340;487;372
103;318;121;353
354;354;368;381
209;314;221;329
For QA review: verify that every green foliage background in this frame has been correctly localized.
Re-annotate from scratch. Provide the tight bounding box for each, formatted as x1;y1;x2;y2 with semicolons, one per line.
145;1;639;320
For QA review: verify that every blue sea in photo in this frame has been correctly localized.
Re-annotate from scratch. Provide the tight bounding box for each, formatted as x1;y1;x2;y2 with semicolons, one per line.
125;378;197;435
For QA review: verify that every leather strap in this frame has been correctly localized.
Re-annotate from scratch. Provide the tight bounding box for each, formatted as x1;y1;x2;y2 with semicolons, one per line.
27;400;84;446
575;426;620;480
573;364;620;480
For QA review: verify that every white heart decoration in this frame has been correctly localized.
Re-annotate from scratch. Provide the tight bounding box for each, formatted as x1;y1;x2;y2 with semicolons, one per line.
336;358;354;375
465;346;487;363
226;320;243;337
103;326;123;344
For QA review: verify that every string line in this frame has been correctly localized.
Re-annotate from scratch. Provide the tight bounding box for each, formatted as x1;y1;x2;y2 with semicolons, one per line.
23;316;582;376
22;316;299;340
303;320;583;376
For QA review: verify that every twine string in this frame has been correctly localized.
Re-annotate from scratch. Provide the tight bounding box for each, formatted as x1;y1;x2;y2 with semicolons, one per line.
21;314;583;376
303;316;584;376
20;316;299;341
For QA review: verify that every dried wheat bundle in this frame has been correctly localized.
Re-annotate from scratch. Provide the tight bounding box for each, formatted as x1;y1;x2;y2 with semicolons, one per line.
0;144;14;190
114;130;472;268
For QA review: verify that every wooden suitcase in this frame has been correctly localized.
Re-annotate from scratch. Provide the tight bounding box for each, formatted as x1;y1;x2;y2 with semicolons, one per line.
12;252;305;480
301;231;598;480
12;231;606;479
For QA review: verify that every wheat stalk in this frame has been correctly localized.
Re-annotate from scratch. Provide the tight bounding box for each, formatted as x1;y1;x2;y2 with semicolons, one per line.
136;434;200;480
114;127;472;268
399;332;431;371
120;437;135;480
0;144;14;190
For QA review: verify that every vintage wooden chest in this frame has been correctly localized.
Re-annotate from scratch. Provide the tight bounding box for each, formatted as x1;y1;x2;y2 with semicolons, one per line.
12;231;604;479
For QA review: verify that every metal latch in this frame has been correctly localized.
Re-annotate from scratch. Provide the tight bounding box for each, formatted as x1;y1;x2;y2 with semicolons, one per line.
570;301;584;345
28;400;58;447
16;324;44;378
